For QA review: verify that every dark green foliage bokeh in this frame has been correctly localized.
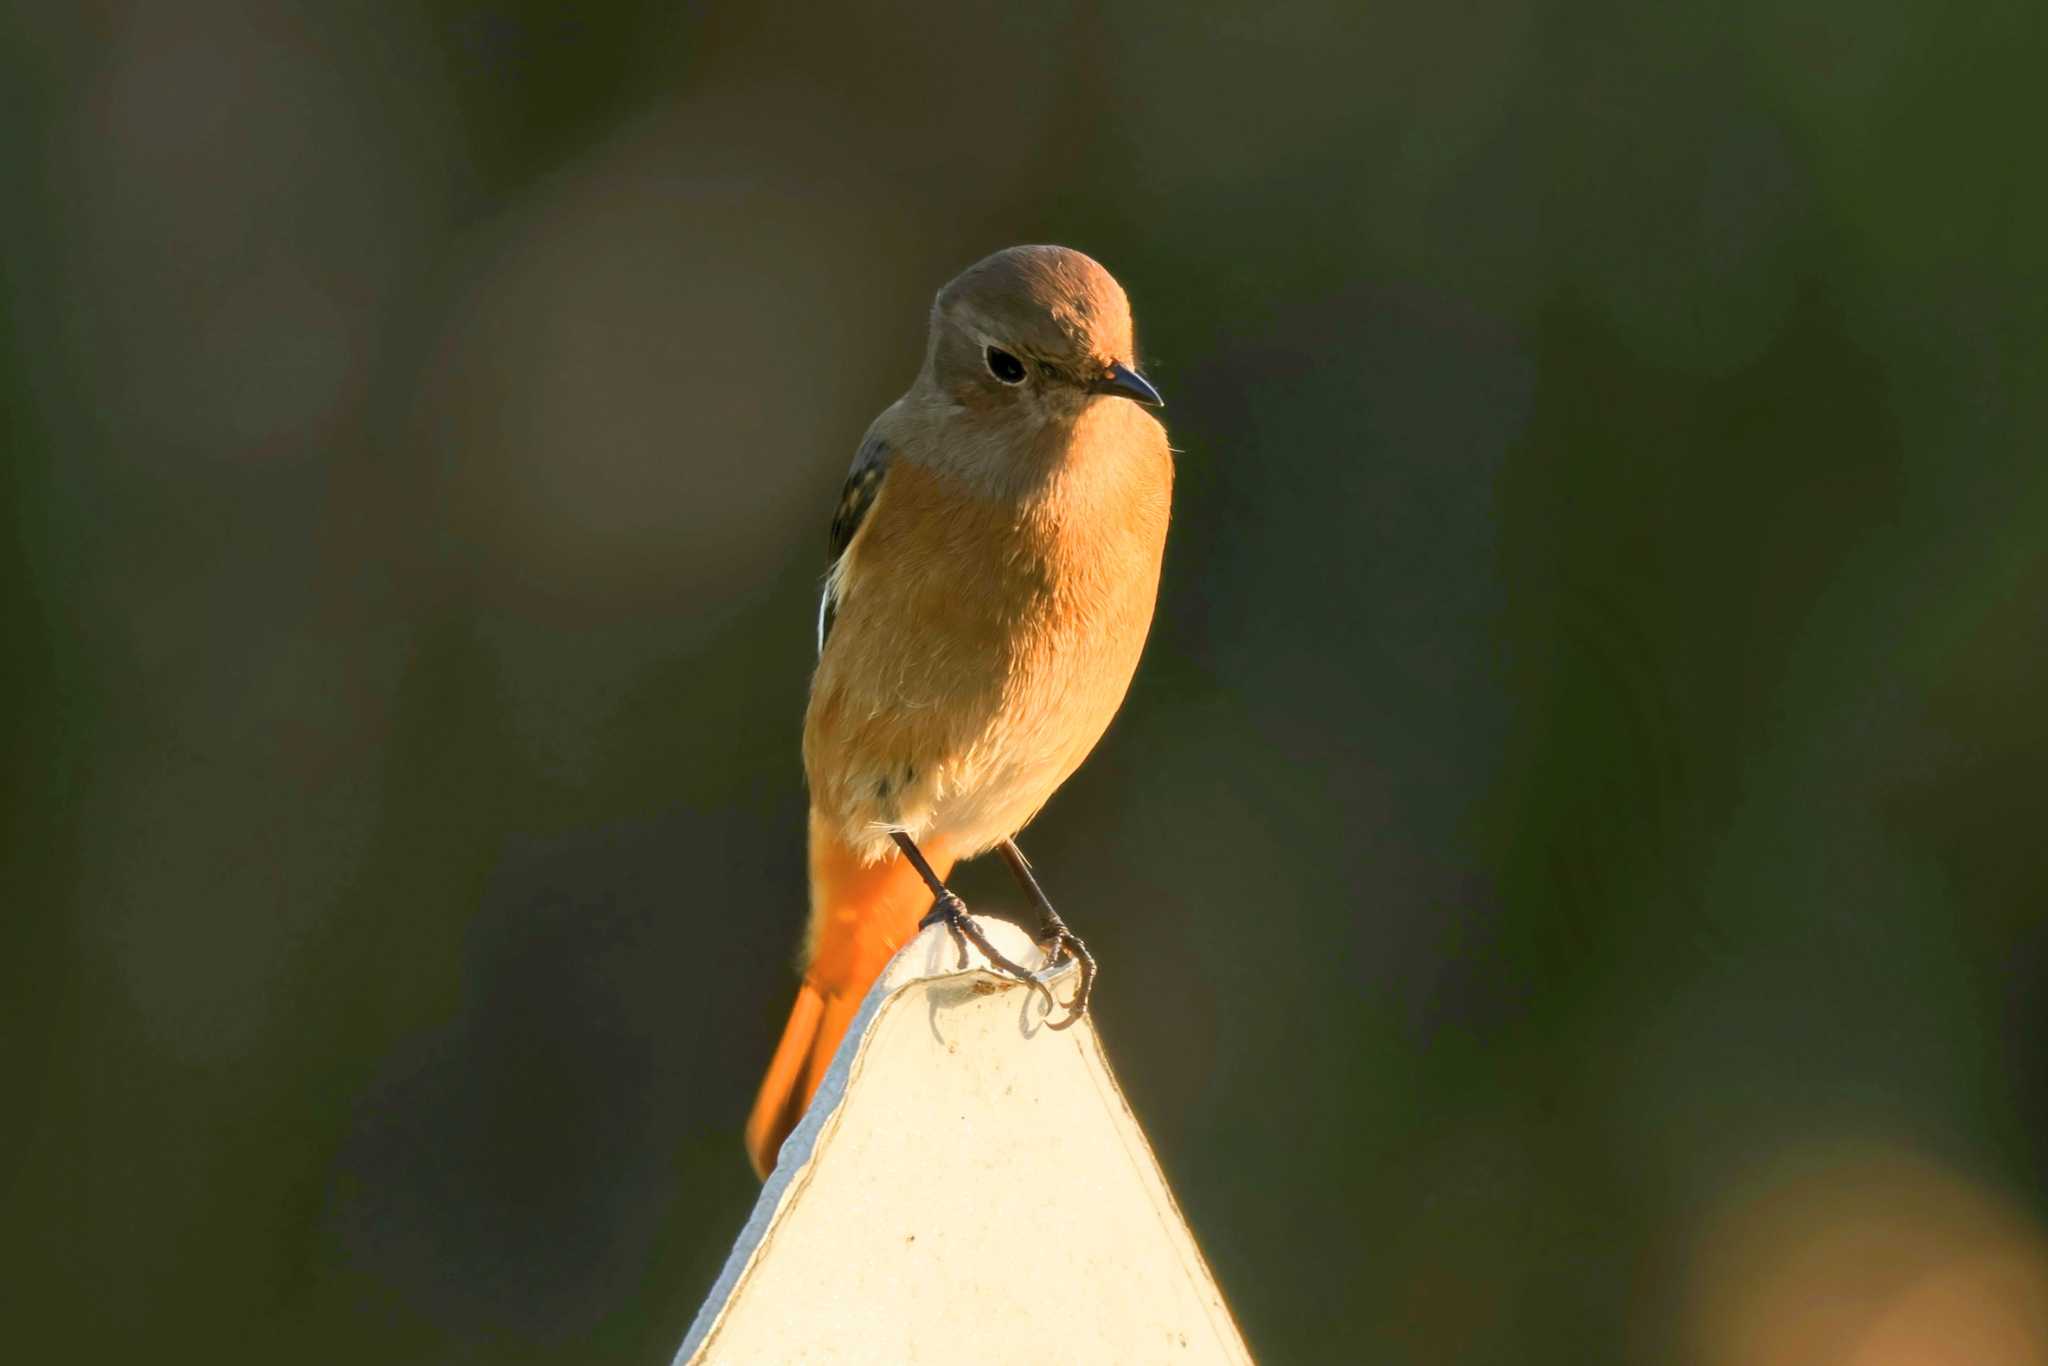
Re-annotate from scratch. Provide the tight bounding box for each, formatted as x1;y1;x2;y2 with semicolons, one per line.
4;2;2043;1362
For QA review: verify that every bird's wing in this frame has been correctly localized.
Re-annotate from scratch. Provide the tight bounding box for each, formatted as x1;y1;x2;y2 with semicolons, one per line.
819;433;889;654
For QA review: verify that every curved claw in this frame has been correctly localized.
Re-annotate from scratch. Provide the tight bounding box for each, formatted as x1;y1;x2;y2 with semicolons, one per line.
918;892;974;969
919;894;1056;1012
1039;929;1096;1031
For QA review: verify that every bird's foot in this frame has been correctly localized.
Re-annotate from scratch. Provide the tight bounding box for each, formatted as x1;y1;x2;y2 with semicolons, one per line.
1036;923;1097;1030
919;892;1054;1010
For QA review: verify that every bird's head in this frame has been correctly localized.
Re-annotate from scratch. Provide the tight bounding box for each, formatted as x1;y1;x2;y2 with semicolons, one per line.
924;245;1163;426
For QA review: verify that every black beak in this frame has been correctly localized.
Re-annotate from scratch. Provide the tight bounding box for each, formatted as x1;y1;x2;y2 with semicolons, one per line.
1089;360;1164;407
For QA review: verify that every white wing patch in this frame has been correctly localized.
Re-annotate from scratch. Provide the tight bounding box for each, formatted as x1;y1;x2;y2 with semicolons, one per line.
820;435;887;654
816;554;853;657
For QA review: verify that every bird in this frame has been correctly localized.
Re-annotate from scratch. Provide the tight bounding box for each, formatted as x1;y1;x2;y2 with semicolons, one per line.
743;244;1173;1178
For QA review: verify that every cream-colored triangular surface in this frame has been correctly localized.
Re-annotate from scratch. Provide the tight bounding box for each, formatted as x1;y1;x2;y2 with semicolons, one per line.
677;916;1252;1364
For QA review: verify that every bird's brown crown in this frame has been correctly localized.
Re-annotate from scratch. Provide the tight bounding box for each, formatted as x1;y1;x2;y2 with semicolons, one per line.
933;245;1136;372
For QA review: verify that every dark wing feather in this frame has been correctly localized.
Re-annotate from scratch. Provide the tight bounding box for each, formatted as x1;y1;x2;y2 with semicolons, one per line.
818;434;889;653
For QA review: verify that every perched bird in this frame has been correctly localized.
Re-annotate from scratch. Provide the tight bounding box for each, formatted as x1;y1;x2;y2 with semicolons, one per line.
744;245;1173;1177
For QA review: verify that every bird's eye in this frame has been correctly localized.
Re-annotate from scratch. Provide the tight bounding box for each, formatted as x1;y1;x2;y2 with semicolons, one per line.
985;347;1026;384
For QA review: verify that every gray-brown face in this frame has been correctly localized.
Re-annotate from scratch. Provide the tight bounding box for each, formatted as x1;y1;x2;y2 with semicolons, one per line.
926;245;1163;423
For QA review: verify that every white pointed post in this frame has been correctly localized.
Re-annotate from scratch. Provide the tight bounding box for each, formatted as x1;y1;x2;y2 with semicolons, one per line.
678;917;1252;1364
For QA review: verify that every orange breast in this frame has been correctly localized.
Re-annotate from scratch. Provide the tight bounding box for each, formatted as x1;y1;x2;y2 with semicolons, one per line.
804;408;1172;861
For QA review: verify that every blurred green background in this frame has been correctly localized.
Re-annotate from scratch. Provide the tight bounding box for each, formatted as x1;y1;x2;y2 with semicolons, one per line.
5;2;2045;1362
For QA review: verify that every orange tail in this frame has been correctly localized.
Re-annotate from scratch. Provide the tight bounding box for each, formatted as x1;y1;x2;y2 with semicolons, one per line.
744;813;954;1178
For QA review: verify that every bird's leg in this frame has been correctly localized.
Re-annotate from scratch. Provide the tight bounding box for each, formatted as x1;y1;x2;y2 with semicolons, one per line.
892;832;1050;1006
997;838;1097;1030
